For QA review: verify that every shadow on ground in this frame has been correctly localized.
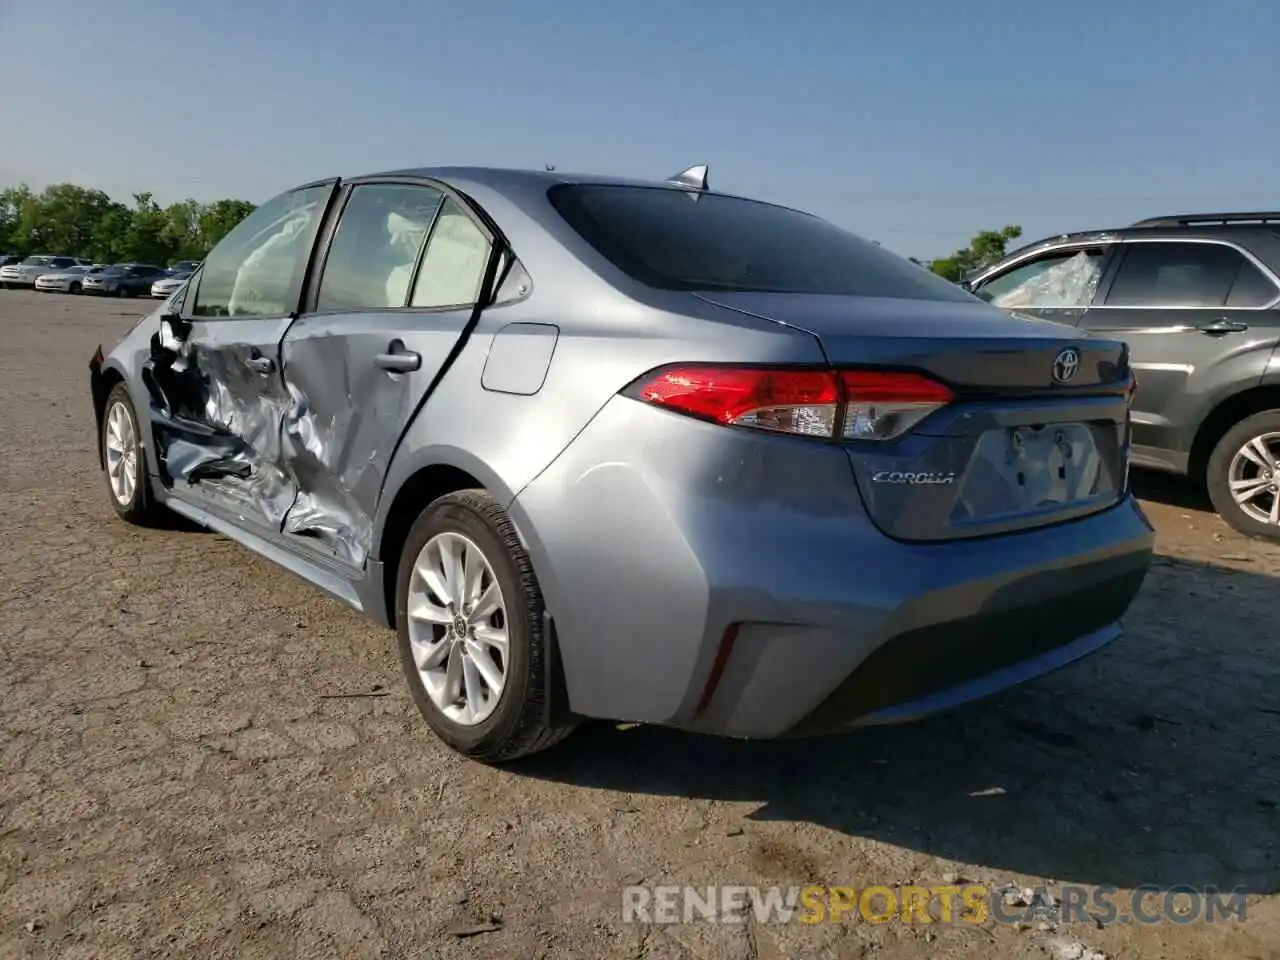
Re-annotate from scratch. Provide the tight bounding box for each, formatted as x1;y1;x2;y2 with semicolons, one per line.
1130;468;1212;512
515;555;1280;894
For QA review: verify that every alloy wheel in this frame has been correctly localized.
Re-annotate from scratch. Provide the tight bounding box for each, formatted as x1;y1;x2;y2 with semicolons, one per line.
104;401;138;506
1227;431;1280;525
405;531;509;726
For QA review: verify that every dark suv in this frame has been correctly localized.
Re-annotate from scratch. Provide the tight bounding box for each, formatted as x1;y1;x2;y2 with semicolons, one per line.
968;212;1280;540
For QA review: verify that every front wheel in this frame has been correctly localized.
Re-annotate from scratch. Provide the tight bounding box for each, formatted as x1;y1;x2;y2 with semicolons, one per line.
69;282;81;295
101;383;166;526
395;490;575;763
1206;410;1280;542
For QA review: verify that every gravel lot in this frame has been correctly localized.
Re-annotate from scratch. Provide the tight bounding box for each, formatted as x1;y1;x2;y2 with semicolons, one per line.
1;291;1277;960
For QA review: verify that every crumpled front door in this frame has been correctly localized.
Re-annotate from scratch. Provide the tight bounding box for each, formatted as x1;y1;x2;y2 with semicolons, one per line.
146;312;300;531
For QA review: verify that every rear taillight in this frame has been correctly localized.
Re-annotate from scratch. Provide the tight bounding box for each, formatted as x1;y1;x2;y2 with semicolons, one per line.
838;370;954;441
626;365;954;441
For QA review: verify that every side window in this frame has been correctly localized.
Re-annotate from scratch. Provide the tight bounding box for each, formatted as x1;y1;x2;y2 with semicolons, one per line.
1105;242;1256;307
975;248;1105;308
191;184;330;319
410;198;492;309
315;183;443;312
1226;259;1279;308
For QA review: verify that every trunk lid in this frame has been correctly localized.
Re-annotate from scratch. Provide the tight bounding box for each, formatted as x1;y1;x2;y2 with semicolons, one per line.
696;292;1133;542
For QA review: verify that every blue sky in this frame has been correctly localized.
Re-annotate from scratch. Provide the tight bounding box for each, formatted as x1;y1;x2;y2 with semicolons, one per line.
0;0;1274;258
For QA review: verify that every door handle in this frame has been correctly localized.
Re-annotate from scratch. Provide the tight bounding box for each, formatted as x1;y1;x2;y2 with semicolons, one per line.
245;355;274;374
375;341;421;373
1197;318;1249;335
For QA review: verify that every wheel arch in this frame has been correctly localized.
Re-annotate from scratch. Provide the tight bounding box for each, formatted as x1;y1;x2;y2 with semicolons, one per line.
374;448;521;631
1188;383;1280;484
90;359;128;470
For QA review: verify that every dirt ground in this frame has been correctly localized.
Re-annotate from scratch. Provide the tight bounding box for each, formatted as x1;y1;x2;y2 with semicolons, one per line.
1;291;1277;960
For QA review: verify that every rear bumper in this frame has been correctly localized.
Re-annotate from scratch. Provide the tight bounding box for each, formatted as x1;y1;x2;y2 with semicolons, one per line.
511;395;1155;738
785;549;1145;734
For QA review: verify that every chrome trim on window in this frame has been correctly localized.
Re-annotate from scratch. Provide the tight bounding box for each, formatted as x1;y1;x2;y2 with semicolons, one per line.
972;236;1280;311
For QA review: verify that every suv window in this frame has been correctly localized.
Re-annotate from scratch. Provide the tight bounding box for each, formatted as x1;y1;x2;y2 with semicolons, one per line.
315;183;443;312
548;184;974;301
49;258;76;269
192;184;330;318
975;248;1106;308
1104;241;1273;307
1226;258;1279;307
410;198;492;308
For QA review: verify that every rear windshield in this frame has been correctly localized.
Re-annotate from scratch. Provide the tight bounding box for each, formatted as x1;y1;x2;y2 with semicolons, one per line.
20;256;53;266
548;184;973;302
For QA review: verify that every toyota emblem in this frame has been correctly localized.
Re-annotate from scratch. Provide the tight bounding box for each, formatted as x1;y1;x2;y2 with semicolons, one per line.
1052;347;1081;384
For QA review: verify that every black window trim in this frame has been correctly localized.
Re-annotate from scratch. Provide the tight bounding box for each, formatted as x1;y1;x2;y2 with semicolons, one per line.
1095;237;1280;311
183;177;342;323
301;175;508;319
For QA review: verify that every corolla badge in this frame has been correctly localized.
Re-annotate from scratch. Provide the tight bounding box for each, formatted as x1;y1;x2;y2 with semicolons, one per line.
1052;346;1081;384
871;471;957;485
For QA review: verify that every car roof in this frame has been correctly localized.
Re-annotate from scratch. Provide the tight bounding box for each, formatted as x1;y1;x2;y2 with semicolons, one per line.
339;164;802;213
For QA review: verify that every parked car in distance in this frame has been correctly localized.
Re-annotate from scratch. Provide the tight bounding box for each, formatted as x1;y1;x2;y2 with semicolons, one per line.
88;164;1154;762
1;255;93;289
0;254;22;269
150;271;191;299
170;260;202;274
82;263;167;297
35;264;111;294
967;211;1280;541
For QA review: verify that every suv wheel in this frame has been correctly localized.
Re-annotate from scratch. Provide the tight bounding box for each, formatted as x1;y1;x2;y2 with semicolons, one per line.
1207;410;1280;541
101;383;165;525
395;490;575;763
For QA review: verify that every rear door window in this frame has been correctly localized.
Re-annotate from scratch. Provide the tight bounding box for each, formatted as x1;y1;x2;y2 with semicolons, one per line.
410;198;493;308
1104;242;1273;307
315;183;444;312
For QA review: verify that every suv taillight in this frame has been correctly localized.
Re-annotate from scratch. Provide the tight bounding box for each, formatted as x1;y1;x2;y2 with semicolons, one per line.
625;365;955;441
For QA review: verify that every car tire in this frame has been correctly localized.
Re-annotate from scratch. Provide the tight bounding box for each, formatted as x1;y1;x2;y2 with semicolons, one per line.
395;489;575;763
100;383;166;526
1206;409;1280;542
69;282;81;295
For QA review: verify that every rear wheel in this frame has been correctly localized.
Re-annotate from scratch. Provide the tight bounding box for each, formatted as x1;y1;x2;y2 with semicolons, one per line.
1207;409;1280;542
101;383;165;525
395;490;574;762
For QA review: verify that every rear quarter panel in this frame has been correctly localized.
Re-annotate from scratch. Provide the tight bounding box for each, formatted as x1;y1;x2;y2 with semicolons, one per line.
371;175;826;590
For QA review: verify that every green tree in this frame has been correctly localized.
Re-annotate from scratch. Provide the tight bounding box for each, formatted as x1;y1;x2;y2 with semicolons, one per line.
0;185;37;253
198;199;257;251
928;225;1023;282
0;181;257;263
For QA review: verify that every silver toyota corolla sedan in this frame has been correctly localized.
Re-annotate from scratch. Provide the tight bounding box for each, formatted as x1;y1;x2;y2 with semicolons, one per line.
88;164;1154;762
